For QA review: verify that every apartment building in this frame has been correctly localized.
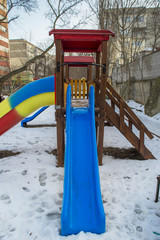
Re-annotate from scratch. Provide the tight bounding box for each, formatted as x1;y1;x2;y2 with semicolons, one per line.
0;0;10;78
9;39;55;84
104;7;160;68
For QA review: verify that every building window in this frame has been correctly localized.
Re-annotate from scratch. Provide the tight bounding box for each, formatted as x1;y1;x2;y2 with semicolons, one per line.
133;52;139;59
121;53;124;58
134;40;143;47
125;29;129;35
34;47;37;56
0;4;6;12
125;16;131;23
120;29;129;36
138;15;144;22
0;35;8;43
125;41;129;47
0;45;9;52
0;25;7;33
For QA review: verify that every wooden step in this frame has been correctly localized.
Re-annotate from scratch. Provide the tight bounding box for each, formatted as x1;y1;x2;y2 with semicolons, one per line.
104;80;155;160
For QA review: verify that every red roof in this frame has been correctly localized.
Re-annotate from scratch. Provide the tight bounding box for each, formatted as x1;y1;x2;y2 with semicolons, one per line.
64;56;95;67
49;29;114;53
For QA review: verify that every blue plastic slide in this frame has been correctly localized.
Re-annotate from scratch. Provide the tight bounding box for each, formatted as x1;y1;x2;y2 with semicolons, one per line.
61;85;105;236
21;106;49;127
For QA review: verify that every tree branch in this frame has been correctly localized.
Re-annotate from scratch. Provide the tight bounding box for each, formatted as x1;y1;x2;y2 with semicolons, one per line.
0;0;38;24
0;41;55;85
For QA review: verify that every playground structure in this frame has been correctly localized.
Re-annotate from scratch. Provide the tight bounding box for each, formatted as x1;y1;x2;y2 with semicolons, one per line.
0;29;156;236
49;29;155;167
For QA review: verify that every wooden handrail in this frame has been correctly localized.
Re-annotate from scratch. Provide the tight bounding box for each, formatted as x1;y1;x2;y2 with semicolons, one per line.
95;77;155;159
105;80;153;139
106;89;119;108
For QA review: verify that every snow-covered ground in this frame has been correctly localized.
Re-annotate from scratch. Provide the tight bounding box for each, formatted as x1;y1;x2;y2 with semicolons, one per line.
0;101;160;240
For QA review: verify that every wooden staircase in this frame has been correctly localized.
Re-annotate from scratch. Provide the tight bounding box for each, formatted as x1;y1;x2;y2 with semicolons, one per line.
96;79;155;160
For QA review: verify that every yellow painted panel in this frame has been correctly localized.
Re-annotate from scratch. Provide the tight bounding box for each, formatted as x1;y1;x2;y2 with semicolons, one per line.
64;82;68;106
0;98;12;118
75;79;77;99
16;92;55;118
79;79;81;98
82;78;86;99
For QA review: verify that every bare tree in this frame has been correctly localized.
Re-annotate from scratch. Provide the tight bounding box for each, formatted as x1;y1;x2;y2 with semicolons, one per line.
0;0;38;24
104;1;154;63
146;3;160;52
45;0;88;29
85;0;160;104
86;0;159;66
0;0;85;94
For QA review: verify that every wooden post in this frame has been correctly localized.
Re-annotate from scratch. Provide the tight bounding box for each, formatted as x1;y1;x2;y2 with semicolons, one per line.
97;41;107;165
61;51;64;106
71;79;73;98
129;120;132;130
95;52;100;107
87;67;89;98
55;39;65;167
140;124;145;156
89;65;92;96
55;40;62;106
87;65;92;98
89;65;92;82
155;175;160;202
111;101;115;110
120;99;124;132
66;65;69;83
95;52;101;139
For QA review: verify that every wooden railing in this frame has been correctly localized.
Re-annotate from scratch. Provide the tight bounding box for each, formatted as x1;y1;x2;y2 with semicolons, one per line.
70;78;87;99
96;78;155;159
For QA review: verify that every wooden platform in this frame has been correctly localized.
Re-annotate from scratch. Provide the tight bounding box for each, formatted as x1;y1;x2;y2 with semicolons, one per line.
71;99;88;108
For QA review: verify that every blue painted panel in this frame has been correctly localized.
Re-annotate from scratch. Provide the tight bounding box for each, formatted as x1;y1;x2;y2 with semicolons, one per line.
10;76;55;109
61;85;105;236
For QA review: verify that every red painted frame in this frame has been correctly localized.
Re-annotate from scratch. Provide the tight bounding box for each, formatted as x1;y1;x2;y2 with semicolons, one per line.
49;29;115;53
64;56;95;67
